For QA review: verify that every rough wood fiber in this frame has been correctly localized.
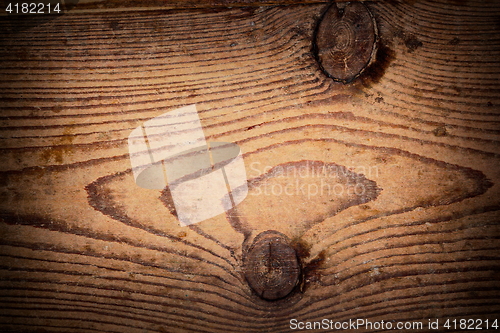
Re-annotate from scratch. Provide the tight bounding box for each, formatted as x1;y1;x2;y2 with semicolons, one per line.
0;1;499;332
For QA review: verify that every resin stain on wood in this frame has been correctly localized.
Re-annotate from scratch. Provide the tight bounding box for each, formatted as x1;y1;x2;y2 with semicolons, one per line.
314;2;378;83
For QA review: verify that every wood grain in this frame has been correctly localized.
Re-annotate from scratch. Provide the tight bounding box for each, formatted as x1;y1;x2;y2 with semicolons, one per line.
66;0;359;13
0;0;499;332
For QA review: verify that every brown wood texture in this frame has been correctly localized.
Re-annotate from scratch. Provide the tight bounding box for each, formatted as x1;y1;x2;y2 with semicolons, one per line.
0;0;374;14
67;0;354;13
1;0;500;332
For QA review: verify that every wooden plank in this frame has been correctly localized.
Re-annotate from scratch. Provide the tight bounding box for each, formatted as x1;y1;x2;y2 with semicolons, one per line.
0;0;499;332
0;0;378;15
69;0;359;13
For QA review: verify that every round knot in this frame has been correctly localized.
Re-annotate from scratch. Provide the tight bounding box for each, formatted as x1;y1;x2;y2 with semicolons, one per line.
243;231;301;300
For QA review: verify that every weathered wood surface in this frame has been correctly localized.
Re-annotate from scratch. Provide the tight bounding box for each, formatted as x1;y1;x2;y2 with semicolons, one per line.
64;0;364;13
1;0;499;332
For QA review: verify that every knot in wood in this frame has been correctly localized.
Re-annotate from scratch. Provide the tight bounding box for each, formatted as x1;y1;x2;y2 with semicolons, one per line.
314;2;378;83
243;231;300;300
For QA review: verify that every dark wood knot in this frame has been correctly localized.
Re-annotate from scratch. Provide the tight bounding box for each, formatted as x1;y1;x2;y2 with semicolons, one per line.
243;230;301;300
314;2;378;83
